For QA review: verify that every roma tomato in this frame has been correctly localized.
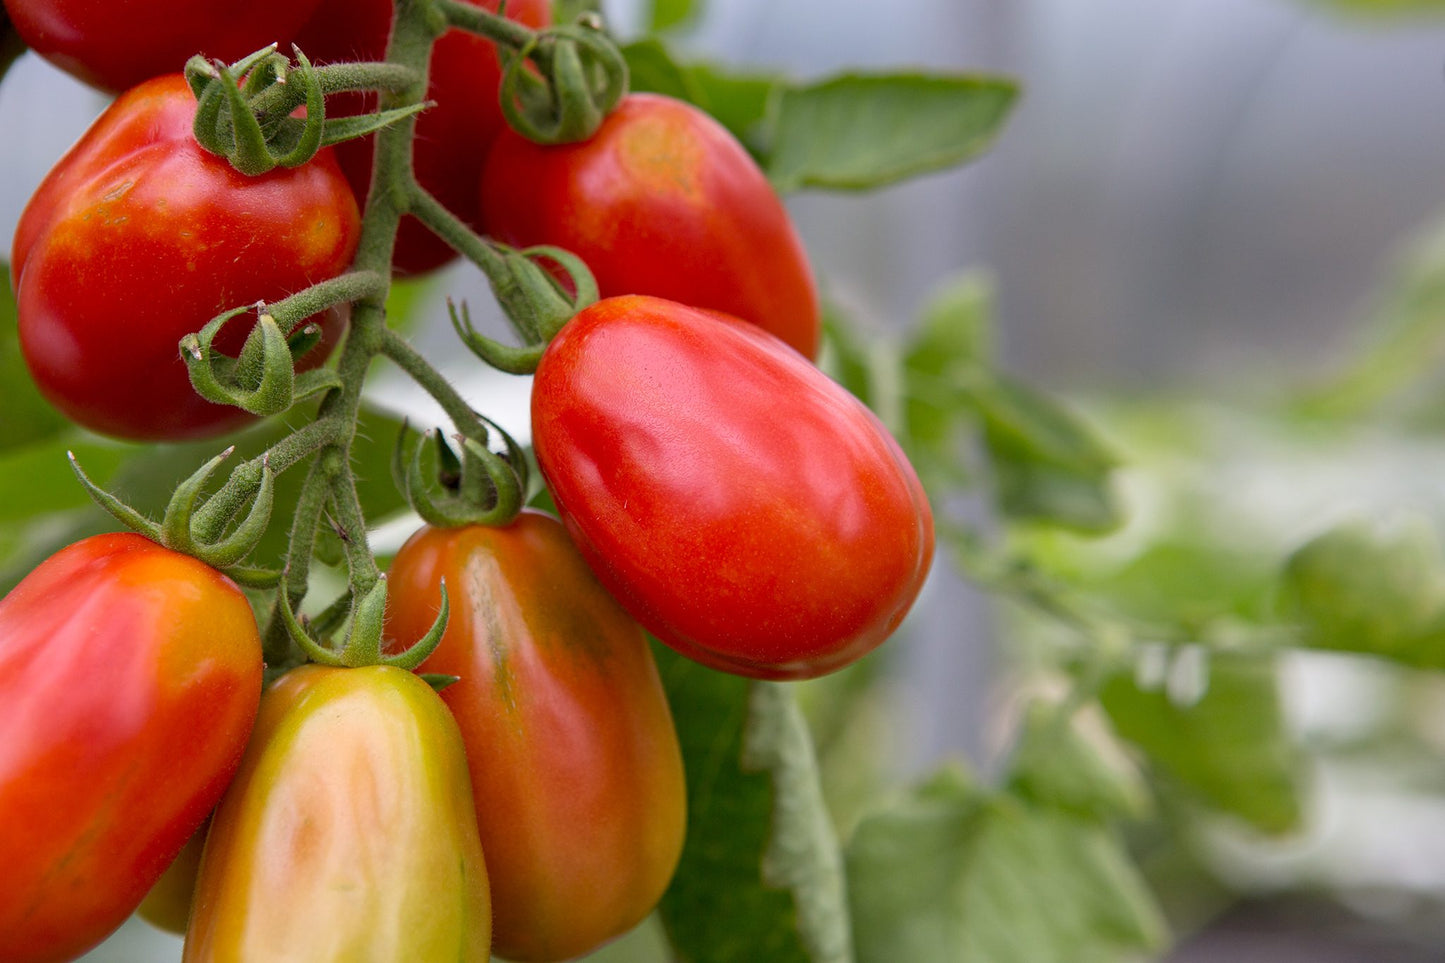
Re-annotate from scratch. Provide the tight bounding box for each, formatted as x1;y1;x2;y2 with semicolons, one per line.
1;0;327;92
386;512;687;962
0;533;262;963
12;74;360;442
481;93;821;358
294;0;550;275
531;295;934;681
184;664;491;962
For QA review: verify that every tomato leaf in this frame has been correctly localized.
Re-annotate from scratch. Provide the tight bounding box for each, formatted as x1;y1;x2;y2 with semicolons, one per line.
1305;0;1445;15
622;39;705;104
977;375;1122;534
765;73;1018;193
1100;652;1305;835
623;40;780;154
654;644;853;963
1279;519;1445;668
901;274;993;487
847;766;1167;963
648;0;699;33
0;269;68;451
1005;703;1151;822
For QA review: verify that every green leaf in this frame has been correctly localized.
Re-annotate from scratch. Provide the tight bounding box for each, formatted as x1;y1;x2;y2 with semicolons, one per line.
551;0;602;22
766;73;1018;193
977;375;1121;534
687;64;779;152
0;268;68;451
1306;0;1445;16
820;302;876;409
1280;519;1445;668
622;38;704;103
847;767;1167;963
621;40;780;153
648;0;699;33
902;274;993;483
1100;652;1304;834
655;644;853;963
1006;703;1150;822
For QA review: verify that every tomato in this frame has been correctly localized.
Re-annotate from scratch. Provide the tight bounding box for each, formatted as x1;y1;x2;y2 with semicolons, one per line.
294;0;550;275
0;533;262;963
11;74;360;442
1;1;328;92
137;824;207;935
481;93;821;358
386;511;687;962
531;295;934;680
183;664;491;962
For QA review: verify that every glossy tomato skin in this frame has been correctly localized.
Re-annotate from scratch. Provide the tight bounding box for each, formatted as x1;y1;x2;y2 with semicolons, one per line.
481;93;821;358
12;74;360;442
294;0;550;275
0;533;262;963
386;511;686;962
532;295;934;681
2;0;327;92
183;664;491;962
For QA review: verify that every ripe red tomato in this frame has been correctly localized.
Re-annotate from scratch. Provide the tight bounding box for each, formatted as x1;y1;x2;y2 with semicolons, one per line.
481;93;822;358
1;0;328;92
11;74;360;442
0;533;262;963
386;512;687;962
532;295;934;681
294;0;550;275
184;664;492;962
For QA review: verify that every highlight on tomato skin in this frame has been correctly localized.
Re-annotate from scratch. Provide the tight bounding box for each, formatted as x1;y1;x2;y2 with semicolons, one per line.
11;74;360;442
385;511;688;963
0;533;263;963
530;295;935;682
294;0;551;276
481;93;822;359
182;664;492;963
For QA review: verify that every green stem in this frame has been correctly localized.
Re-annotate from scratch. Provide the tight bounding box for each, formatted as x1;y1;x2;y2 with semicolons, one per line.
191;417;346;544
406;184;532;340
266;271;389;329
249;62;424;120
379;328;489;438
436;0;538;53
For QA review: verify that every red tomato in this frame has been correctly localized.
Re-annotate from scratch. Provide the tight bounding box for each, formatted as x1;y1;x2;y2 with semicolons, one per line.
0;533;262;963
531;295;934;681
1;0;328;92
184;664;491;962
11;74;360;441
294;0;550;275
481;93;821;358
386;511;687;962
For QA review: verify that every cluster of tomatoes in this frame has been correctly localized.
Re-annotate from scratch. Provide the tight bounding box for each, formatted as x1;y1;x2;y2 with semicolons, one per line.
0;1;934;960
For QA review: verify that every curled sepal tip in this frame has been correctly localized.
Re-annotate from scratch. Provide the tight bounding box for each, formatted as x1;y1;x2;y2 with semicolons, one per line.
200;459;277;567
500;22;629;145
274;579;348;667
66;451;161;541
189;44;328;174
392;423;525;529
383;581;451;672
447;298;545;375
180;307;297;417
420;673;462;693
161;446;237;555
